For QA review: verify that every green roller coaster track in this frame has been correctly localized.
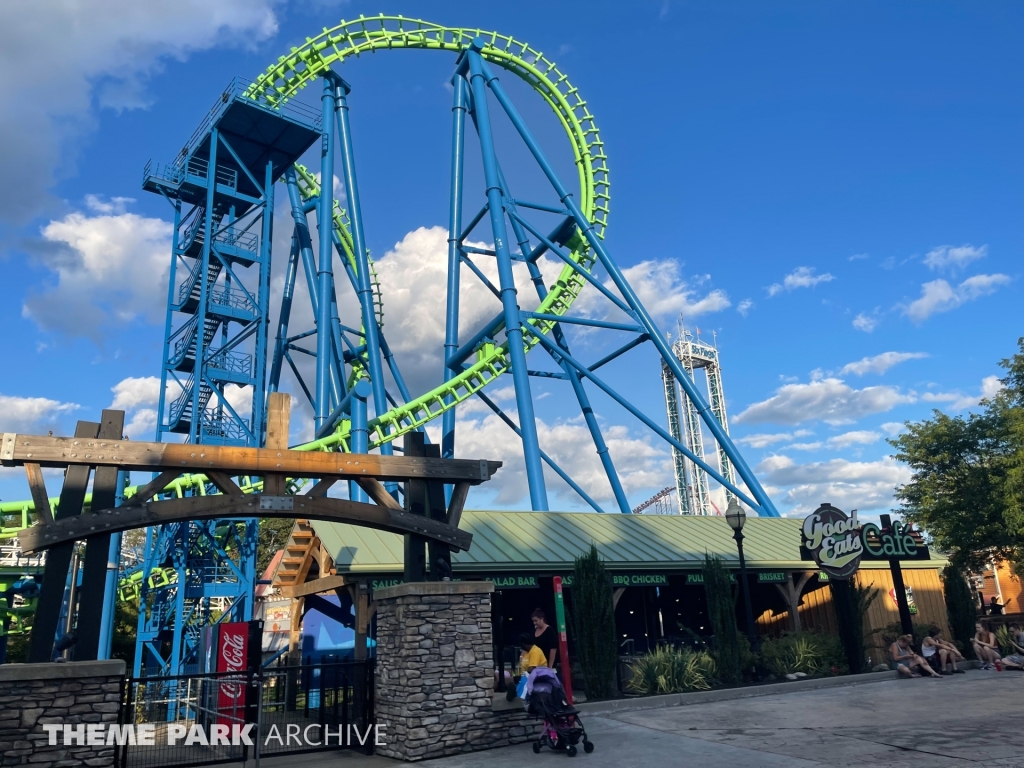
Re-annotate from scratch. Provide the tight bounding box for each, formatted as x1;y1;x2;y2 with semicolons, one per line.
0;15;609;537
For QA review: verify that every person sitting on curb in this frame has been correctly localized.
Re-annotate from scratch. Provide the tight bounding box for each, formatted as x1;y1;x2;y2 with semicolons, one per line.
1001;623;1024;670
890;634;942;678
922;627;965;674
972;621;1002;669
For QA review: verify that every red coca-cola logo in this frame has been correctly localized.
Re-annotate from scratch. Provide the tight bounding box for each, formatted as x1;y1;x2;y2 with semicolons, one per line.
218;628;247;702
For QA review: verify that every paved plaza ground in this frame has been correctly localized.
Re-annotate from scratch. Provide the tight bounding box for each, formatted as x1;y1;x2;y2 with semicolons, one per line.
239;670;1023;768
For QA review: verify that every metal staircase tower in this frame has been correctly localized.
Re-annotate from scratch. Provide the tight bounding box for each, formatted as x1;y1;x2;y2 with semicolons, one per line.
662;323;738;515
136;78;321;675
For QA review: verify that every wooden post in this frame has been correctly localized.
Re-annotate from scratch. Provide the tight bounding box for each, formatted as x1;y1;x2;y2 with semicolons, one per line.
263;392;290;494
774;572;813;633
403;432;428;582
881;514;915;636
76;410;125;660
424;444;452;581
28;420;100;663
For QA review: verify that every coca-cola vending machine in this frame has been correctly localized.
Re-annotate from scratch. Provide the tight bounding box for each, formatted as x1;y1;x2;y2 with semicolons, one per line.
199;620;263;726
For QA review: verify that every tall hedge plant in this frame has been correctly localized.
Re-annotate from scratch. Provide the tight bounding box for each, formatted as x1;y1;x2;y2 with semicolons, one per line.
702;554;742;684
570;544;618;700
942;564;977;658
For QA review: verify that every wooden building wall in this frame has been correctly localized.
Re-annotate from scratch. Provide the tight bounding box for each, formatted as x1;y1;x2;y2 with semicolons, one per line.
755;579;837;636
754;567;951;667
855;567;951;664
987;561;1023;614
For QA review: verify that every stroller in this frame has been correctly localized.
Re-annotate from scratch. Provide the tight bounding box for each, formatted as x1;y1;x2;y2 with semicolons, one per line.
523;667;594;757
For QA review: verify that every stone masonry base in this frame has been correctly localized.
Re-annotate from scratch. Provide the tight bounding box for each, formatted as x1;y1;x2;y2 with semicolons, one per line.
373;581;532;761
0;659;125;768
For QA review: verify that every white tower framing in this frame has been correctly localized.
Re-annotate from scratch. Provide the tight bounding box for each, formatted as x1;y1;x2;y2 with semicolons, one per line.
657;321;737;515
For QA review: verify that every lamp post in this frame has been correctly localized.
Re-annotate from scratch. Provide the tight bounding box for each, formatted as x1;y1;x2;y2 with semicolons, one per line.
725;498;758;648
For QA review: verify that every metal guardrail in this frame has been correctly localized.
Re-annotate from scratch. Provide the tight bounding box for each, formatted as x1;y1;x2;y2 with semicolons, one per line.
118;660;374;768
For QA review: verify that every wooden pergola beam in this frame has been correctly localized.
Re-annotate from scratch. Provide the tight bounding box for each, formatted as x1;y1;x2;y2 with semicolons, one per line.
0;432;500;483
280;574;351;598
19;492;473;554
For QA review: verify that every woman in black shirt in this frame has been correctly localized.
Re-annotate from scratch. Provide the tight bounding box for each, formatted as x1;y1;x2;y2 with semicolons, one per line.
531;608;558;668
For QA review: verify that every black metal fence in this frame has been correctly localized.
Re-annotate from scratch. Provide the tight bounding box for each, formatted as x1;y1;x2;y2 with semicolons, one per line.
117;659;374;768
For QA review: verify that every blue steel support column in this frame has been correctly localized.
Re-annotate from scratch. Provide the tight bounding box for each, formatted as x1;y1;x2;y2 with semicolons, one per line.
315;78;337;431
269;236;299;392
442;75;468;462
332;78;393;459
477;50;777;515
156;199;181;442
132;524;155;677
465;51;549;510
496;163;630;514
192;128;218;444
349;380;372;503
253;158;274;440
97;470;127;659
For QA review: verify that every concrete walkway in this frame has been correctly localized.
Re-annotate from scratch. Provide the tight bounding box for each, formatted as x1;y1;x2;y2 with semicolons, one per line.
228;670;1024;768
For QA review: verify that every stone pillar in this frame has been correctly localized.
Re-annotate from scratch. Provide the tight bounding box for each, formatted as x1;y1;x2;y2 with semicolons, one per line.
373;581;531;761
0;659;125;767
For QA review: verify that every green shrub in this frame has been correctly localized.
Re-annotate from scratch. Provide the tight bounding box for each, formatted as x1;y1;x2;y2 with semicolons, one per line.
759;632;848;677
626;646;717;695
702;554;743;684
569;544;618;700
994;625;1016;655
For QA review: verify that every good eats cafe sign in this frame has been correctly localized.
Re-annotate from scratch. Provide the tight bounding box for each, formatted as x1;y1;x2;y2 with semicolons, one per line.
800;503;929;580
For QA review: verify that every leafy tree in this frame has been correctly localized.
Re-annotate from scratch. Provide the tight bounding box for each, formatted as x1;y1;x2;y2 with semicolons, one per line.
569;544;618;700
890;338;1024;570
702;554;742;684
258;518;296;575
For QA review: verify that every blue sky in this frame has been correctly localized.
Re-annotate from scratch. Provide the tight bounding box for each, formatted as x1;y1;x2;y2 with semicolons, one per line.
0;1;1020;517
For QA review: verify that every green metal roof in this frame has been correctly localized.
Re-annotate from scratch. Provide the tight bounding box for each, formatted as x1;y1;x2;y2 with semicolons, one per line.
312;511;945;575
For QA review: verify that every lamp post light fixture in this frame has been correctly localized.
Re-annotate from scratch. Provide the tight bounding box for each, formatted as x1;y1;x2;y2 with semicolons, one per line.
725;498;758;648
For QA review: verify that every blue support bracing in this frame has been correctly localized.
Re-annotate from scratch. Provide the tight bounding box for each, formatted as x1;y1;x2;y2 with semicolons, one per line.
473;390;604;513
464;49;549;510
316;77;338;431
469;44;779;516
443;74;468;463
348;380;372;503
137;77;322;675
493;162;631;514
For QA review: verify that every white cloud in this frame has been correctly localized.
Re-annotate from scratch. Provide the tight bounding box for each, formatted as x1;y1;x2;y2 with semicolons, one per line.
736;299;753;317
735;378;916;426
852;312;878;333
429;412;669;509
903;274;1011;323
880;422;905;437
839;351;928;376
824;430;881;449
123;409;158;440
756;454;912;515
0;0;281;224
110;376;161;411
0;393;79;433
921;375;1004;411
848;253;869;261
607;260;730;320
923;244;987;272
23;204;171;336
735;430;813;449
767;267;835;297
